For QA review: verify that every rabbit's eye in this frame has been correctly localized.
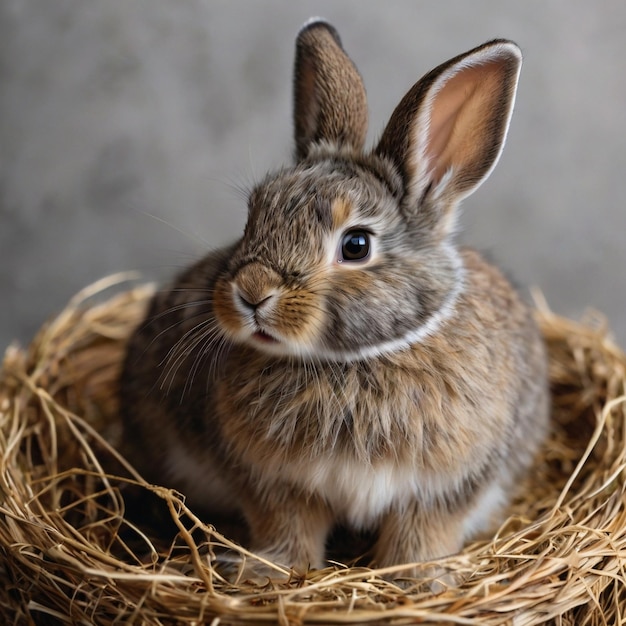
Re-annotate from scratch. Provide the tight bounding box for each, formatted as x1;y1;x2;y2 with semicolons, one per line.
340;230;370;261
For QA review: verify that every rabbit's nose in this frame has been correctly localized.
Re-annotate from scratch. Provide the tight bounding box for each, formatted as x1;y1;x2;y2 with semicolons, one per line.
235;288;275;312
233;262;281;312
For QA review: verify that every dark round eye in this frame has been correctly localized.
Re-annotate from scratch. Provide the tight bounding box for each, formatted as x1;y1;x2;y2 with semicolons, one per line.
341;230;370;261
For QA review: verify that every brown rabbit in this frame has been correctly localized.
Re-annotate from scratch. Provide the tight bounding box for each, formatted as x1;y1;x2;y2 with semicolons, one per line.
120;19;549;579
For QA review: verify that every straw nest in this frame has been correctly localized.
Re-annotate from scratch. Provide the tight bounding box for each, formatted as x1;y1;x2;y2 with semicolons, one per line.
1;275;626;625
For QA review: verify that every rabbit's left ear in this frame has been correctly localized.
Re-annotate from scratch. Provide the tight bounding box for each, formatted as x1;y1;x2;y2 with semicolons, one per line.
376;40;521;230
293;20;368;160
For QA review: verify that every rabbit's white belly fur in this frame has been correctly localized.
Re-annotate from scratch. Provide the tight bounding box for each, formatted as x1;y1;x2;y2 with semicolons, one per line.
305;458;410;527
301;455;508;534
166;440;506;538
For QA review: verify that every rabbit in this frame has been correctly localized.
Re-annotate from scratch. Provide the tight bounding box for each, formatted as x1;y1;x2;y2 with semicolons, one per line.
119;19;550;581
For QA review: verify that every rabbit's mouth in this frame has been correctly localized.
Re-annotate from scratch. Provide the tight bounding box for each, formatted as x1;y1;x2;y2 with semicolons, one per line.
252;329;279;344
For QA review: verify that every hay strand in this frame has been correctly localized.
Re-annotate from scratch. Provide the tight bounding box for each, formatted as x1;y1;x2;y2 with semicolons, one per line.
1;279;626;624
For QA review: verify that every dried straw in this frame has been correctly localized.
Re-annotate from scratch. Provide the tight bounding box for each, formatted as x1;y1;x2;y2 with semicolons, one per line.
1;276;625;625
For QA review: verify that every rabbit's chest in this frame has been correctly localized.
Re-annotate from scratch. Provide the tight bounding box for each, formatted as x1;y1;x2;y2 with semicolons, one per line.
216;357;492;525
216;361;422;466
218;351;485;456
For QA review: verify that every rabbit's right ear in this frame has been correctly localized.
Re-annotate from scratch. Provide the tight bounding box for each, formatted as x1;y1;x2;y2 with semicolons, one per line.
375;40;522;238
293;19;368;160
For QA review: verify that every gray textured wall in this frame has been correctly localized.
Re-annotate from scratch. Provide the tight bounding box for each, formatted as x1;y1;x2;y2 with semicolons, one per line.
2;1;625;352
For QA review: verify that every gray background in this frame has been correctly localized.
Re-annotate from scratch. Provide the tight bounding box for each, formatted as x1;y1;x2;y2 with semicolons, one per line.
2;0;625;353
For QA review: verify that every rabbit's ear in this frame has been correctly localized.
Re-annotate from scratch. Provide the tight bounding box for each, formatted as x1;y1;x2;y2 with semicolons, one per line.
375;40;521;233
293;19;368;160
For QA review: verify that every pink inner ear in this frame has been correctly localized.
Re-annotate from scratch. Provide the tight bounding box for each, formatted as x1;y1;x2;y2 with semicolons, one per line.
424;59;508;187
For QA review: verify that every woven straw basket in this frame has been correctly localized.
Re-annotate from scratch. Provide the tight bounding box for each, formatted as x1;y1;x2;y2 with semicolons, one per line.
1;275;625;625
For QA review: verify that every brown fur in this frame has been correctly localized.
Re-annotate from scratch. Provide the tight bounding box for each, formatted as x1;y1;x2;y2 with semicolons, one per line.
119;21;549;579
293;21;368;159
